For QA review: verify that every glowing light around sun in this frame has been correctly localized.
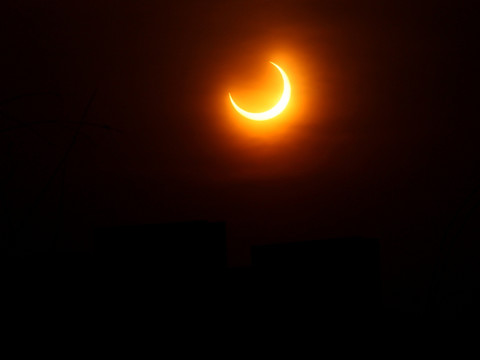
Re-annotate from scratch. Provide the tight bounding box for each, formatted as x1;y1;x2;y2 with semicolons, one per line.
229;62;291;121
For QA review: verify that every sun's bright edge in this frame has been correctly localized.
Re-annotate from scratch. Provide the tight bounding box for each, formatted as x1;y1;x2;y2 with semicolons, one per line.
229;62;291;121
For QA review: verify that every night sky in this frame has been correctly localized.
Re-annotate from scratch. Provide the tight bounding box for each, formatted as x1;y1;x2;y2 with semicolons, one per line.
1;1;479;312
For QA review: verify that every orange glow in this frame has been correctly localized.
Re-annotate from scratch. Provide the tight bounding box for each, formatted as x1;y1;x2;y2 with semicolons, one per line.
206;46;328;179
229;62;291;121
220;51;319;141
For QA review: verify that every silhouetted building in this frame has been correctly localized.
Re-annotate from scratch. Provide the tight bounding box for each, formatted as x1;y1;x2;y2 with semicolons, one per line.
94;221;227;269
250;238;381;322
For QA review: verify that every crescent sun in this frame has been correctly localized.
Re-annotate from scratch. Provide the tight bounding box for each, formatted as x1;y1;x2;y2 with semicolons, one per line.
229;62;291;121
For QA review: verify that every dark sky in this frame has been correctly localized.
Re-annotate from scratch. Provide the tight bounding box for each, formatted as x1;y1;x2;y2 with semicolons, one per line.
1;1;479;309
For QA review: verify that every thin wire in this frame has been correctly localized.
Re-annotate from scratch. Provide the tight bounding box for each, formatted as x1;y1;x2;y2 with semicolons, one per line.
14;89;98;249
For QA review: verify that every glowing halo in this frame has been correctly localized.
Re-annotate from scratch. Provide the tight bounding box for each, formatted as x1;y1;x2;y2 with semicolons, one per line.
229;62;291;121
